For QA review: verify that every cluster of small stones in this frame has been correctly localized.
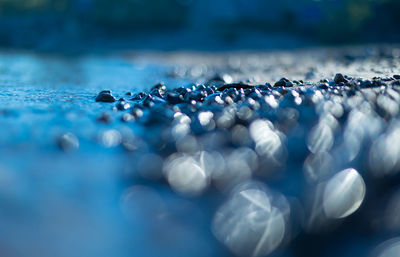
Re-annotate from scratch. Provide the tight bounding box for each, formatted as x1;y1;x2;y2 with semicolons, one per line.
90;73;400;256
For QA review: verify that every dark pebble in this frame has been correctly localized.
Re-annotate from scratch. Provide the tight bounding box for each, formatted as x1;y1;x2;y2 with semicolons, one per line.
274;78;293;87
95;91;116;103
334;73;348;84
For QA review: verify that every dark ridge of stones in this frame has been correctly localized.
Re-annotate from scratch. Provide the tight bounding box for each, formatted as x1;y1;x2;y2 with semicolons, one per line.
217;83;254;91
274;78;293;87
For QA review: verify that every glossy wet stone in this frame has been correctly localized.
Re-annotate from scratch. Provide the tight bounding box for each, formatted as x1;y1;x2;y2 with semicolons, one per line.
334;73;348;84
274;78;293;87
95;91;116;102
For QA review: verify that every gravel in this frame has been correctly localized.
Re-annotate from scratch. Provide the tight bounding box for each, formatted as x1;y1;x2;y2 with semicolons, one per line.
1;45;400;257
91;70;400;256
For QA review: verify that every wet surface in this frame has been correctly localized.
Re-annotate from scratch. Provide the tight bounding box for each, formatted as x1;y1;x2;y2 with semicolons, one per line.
1;46;400;257
0;50;192;257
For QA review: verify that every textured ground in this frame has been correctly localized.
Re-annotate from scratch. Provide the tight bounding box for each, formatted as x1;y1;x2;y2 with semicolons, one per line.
0;45;400;257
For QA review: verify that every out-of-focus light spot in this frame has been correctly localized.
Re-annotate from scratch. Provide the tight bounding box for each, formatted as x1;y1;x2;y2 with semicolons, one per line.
237;106;253;121
250;119;281;156
373;238;400;257
320;113;339;132
377;94;399;116
190;64;206;77
120;185;166;223
322;101;344;118
307;123;334;154
231;124;252;146
175;134;198;153
323;168;365;219
249;119;286;173
303;151;333;184
198;111;215;129
250;119;274;142
265;95;278;108
174;112;191;124
340;131;361;162
231;147;258;171
384;190;400;231
137;153;164;180
222;74;233;84
254;131;281;157
171;123;190;139
217;112;235;128
346;109;383;141
100;129;122;148
212;186;287;257
369;126;400;177
58;132;79;151
212;148;257;191
0;165;26;201
163;153;209;196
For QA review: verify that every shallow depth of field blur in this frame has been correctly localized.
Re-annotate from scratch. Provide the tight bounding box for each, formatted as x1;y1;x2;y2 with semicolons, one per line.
0;0;399;49
0;1;400;257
